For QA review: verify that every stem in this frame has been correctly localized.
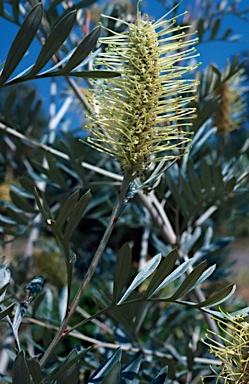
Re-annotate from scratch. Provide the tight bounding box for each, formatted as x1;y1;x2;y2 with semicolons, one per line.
39;171;132;368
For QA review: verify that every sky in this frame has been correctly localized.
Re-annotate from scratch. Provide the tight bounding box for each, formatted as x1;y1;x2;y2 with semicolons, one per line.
0;0;248;132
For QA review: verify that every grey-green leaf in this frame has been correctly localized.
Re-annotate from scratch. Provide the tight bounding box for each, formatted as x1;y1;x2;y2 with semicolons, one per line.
26;358;41;384
34;187;51;221
30;11;76;76
88;348;122;383
152;256;198;296
12;351;31;384
44;348;90;382
10;190;37;213
151;367;168;384
200;158;213;196
113;243;132;304
56;190;80;231
64;190;91;241
0;257;11;302
142;249;178;299
210;19;221;40
57;351;80;384
196;283;235;308
0;3;43;86
168;261;208;301
62;26;101;73
102;361;121;384
118;254;162;304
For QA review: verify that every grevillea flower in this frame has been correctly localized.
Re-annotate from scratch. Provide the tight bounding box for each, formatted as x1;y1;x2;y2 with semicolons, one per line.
202;312;249;383
86;1;200;177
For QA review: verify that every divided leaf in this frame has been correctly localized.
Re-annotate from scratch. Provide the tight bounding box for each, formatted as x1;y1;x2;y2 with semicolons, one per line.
30;11;76;76
168;261;208;301
61;26;101;73
118;254;162;304
44;348;90;383
0;3;43;85
142;249;178;299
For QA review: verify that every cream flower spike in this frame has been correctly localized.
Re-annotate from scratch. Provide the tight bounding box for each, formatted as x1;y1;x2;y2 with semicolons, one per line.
202;311;249;383
86;0;200;177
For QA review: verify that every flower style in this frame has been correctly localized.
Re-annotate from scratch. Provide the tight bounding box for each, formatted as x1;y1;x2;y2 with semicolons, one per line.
86;1;200;177
202;312;249;383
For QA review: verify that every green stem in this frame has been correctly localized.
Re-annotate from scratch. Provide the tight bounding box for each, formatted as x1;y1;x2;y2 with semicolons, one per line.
39;171;132;368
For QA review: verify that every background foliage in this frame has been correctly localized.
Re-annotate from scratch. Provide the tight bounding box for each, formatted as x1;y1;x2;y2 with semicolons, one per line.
0;0;249;383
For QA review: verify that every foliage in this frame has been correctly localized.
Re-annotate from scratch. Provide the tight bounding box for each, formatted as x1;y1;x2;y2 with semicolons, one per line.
0;0;249;383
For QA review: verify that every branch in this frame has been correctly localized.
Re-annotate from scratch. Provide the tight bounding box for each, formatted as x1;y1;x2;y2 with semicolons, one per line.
0;122;122;181
39;170;132;368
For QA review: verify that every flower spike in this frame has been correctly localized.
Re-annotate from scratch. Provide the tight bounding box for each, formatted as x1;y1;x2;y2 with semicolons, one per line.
86;1;200;177
202;311;249;383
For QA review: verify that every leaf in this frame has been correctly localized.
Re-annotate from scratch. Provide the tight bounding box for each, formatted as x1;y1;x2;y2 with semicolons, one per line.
10;190;37;213
12;351;31;384
44;348;91;382
10;184;34;199
190;124;217;158
200;158;213;197
64;190;91;241
102;361;121;384
12;0;20;24
210;18;221;40
179;174;196;206
197;18;205;42
225;176;236;193
88;348;122;383
189;264;216;292
33;187;51;221
152;256;198;296
62;26;101;73
56;190;80;231
142;249;178;299
168;261;208;301
180;227;202;255
222;28;233;40
196;284;236;308
121;351;142;383
213;165;223;195
4;88;17;122
19;176;37;195
0;302;15;321
30;11;76;76
187;160;203;201
118;254;162;304
166;174;189;216
0;3;43;86
113;243;132;304
0;257;11;303
151;367;168;384
57;354;80;384
46;153;69;191
26;358;41;384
